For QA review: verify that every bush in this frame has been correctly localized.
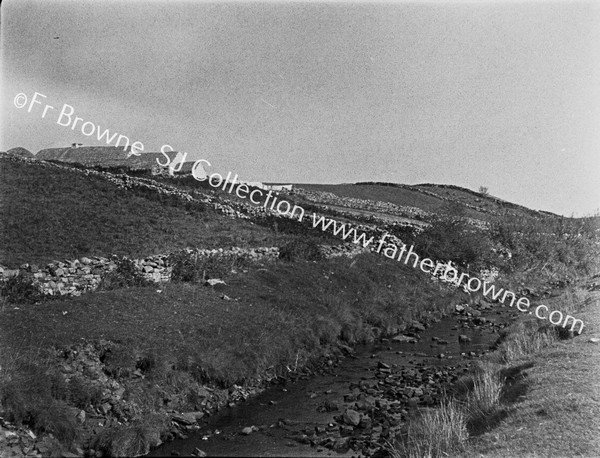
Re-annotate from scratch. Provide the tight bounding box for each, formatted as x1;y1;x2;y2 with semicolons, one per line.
0;361;78;445
490;213;599;282
416;217;495;270
98;256;151;290
169;250;251;282
278;239;324;262
68;375;103;409
0;273;44;304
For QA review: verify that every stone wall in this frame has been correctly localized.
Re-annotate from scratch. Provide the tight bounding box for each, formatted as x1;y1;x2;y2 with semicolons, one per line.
291;187;433;221
0;247;280;297
0;245;373;298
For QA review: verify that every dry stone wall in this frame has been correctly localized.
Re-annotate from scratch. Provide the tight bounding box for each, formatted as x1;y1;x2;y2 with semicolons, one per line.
0;245;371;298
0;247;280;297
291;187;433;221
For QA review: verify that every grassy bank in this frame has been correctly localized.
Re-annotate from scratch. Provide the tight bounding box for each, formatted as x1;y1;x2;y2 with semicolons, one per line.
390;283;600;458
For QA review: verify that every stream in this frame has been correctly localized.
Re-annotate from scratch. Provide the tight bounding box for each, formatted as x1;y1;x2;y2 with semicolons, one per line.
150;303;519;457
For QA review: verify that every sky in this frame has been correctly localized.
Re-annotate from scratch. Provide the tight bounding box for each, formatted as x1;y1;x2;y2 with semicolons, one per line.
1;0;599;216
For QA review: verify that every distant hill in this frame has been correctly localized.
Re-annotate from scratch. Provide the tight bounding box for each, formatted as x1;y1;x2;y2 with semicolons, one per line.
6;147;34;158
36;144;197;173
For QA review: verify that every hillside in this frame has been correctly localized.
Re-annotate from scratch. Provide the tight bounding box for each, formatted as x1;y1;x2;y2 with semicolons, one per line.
295;182;550;223
0;157;280;268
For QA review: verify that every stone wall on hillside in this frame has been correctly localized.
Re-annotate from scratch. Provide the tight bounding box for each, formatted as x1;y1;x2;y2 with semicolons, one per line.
0;244;371;298
291;187;433;221
0;247;279;297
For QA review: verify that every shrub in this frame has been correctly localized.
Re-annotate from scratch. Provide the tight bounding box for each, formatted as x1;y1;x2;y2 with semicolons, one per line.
98;256;151;290
168;250;204;282
99;343;138;378
416;217;495;270
0;273;44;304
0;360;78;445
278;238;324;262
169;250;251;282
68;375;103;409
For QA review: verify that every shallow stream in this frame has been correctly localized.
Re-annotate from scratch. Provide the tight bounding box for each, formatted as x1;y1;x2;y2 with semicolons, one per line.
150;305;518;457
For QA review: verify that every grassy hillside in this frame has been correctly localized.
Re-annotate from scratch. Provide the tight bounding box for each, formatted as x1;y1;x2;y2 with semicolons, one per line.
0;159;279;267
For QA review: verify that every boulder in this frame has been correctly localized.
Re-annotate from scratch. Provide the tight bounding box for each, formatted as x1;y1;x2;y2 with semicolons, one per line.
342;409;361;426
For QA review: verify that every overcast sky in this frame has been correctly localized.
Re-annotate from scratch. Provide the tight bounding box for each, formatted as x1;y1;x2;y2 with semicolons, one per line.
1;0;599;216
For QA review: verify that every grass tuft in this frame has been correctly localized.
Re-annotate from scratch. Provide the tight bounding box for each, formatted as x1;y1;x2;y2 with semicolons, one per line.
392;399;468;458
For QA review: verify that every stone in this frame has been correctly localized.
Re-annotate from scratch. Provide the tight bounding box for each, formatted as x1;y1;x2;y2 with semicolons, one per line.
75;410;86;424
205;279;226;287
411;321;426;332
333;437;350;452
342;409;361;426
358;415;372;429
458;335;471;343
241;426;254;435
192;448;207;457
392;335;417;343
589;337;600;343
171;412;198;425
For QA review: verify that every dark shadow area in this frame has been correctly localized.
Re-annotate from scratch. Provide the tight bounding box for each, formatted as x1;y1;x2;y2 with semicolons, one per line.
499;362;533;405
467;408;509;436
